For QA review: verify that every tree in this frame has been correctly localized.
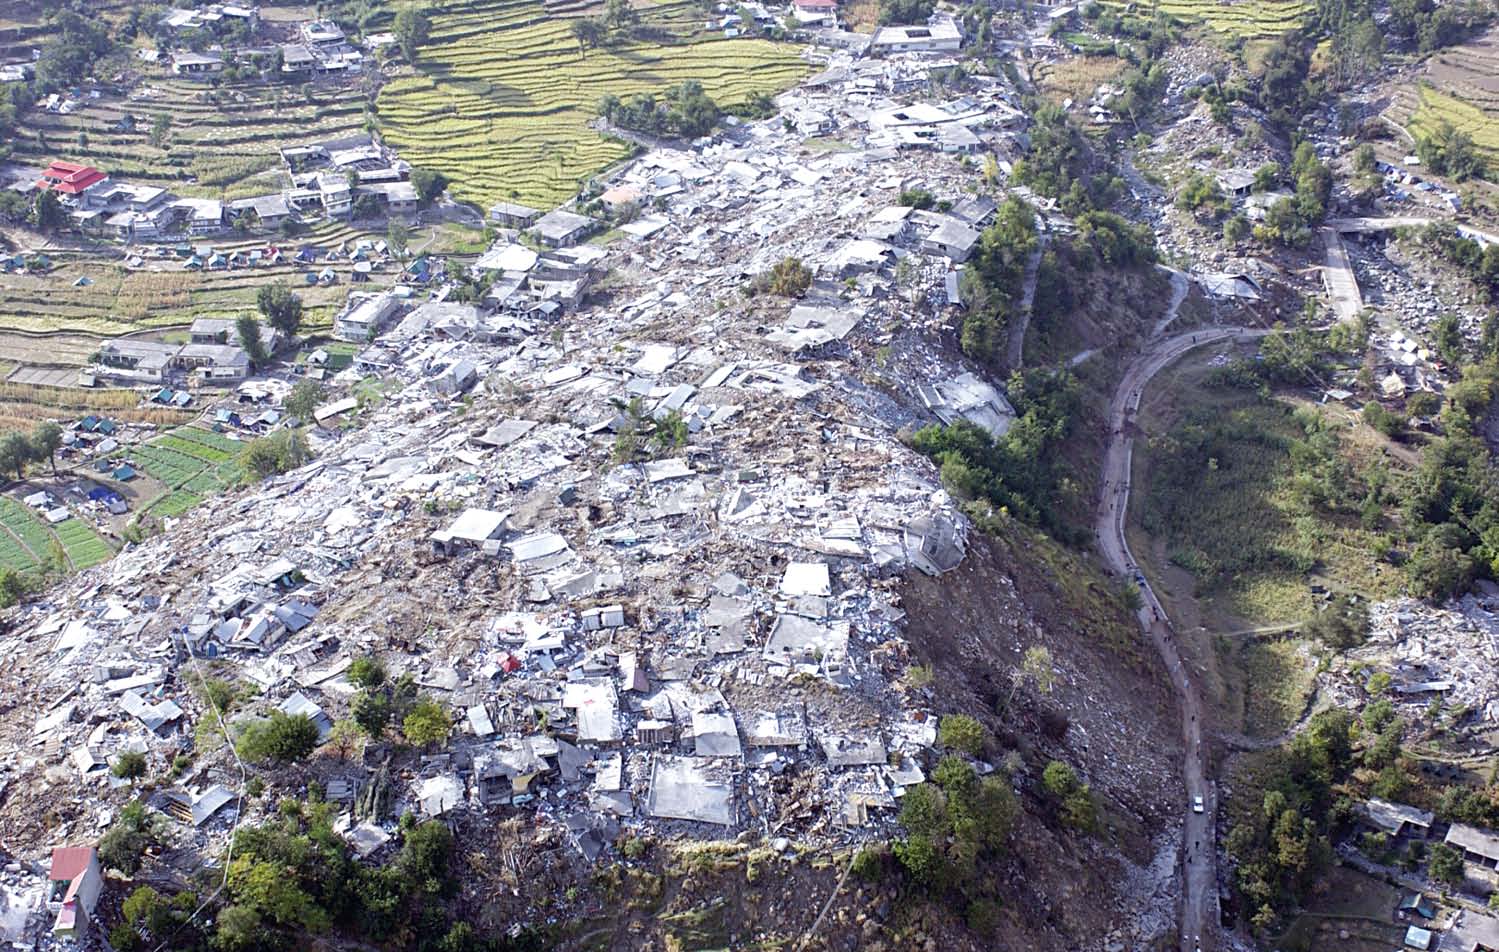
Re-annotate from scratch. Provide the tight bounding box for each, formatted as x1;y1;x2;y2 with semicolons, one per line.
283;379;324;423
29;421;61;476
1429;842;1466;887
256;284;303;337
32;189;65;232
393;6;432;62
403;699;453;746
1008;645;1055;705
938;714;985;755
386;219;409;255
410;168;449;205
113;751;147;780
0;432;34;479
351;691;392;737
99;802;161;874
236;315;269;365
570;18;605;49
603;0;639;32
236;711;320;763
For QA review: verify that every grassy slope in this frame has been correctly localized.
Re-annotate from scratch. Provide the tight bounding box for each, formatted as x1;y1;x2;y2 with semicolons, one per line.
377;0;810;209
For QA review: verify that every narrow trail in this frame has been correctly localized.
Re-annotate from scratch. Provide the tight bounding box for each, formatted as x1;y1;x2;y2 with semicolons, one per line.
1095;323;1269;951
1006;241;1045;369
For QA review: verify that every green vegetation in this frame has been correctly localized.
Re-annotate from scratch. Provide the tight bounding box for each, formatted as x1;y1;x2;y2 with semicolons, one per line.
112;751;147;781
402;698;455;747
235;712;321;764
99;802;163;875
753;256;813;297
599;81;721;138
938;714;986;756
1041;760;1098;832
1125;0;1310;37
956;196;1039;366
257;284;304;339
1408;84;1499;175
1225;710;1355;932
892;757;1018;900
908;367;1084;541
375;0;808;209
242;429;311;480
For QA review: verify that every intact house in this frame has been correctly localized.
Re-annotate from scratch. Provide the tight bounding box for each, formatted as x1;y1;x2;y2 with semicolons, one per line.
1218;168;1257;199
96;340;180;384
792;0;838;24
175;343;252;382
47;846;103;938
1445;823;1499;874
1361;798;1434;839
870;15;963;55
227;193;292;230
356;180;419;215
169;197;225;235
171;52;225;76
530;209;598;248
1440;910;1499;952
36;161;111;211
920;216;982;262
191;317;280;353
334;291;405;342
489;201;541;229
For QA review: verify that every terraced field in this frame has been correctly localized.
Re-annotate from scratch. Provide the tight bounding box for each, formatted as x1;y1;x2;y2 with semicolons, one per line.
0;218;395;335
1406;83;1499;161
9;79;373;200
121;426;247;516
0;496;114;572
377;0;810;208
1114;0;1310;37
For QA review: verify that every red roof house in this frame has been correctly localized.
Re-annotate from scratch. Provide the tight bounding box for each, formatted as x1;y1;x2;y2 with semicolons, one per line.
36;161;108;196
47;846;103;937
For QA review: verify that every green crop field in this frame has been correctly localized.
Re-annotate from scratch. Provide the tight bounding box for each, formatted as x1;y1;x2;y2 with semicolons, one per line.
1407;82;1499;163
52;518;113;569
376;0;810;209
0;497;55;567
149;489;205;518
122;426;246;501
0;496;115;572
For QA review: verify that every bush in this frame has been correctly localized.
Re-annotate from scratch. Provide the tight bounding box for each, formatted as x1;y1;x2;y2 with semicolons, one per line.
939;714;985;755
99;802;161;874
112;751;147;781
898;187;936;210
761;257;812;297
850;844;889;881
348;656;387;690
242;428;310;479
236;712;320;764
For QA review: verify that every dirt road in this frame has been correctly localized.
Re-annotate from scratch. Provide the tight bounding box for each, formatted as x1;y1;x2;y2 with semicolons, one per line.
1095;326;1269;951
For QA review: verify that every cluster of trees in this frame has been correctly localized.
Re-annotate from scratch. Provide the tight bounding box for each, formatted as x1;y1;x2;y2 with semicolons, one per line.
908;368;1084;540
1418;224;1499;354
1259;32;1313;128
1315;0;1383;88
0;421;63;481
598;81;721;139
1387;0;1486;52
1040;760;1098;832
256;284;305;338
348;656;454;747
1254;144;1331;246
33;10;113;96
109;795;538;952
956;196;1038;366
879;0;935;26
393;6;432;61
1416;120;1487;182
1225;709;1355;932
570;0;641;48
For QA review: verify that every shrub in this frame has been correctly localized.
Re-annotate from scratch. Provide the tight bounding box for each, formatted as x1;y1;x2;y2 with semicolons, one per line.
762;256;812;297
939;714;985;755
348;656;387;689
99;802;161;874
242;428;310;479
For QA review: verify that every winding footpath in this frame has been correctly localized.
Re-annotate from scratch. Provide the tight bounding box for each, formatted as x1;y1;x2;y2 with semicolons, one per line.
1094;324;1269;951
